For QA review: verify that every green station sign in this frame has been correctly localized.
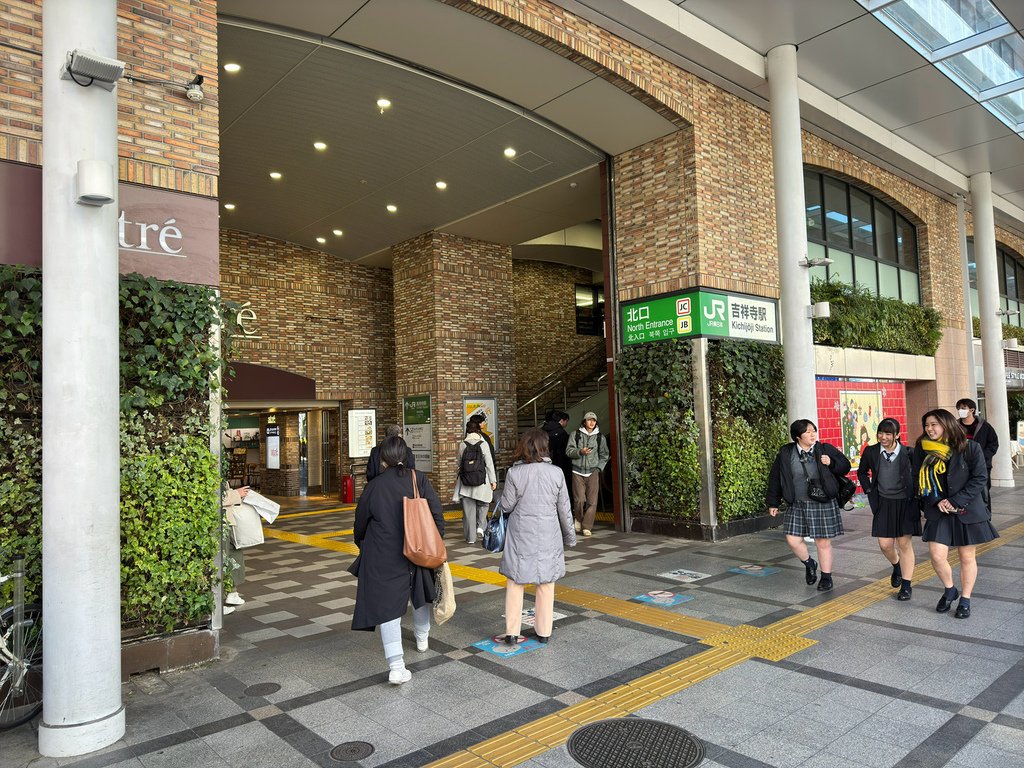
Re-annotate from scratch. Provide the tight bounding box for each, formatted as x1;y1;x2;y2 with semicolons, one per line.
621;289;779;346
402;394;432;425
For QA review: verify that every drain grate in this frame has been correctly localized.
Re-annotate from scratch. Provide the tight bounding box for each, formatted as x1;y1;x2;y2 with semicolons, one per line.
567;718;704;768
329;742;375;762
242;682;281;697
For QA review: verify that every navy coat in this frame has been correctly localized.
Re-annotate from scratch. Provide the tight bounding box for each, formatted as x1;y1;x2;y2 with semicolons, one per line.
912;440;990;524
857;441;915;512
350;467;443;631
765;441;852;508
365;443;415;481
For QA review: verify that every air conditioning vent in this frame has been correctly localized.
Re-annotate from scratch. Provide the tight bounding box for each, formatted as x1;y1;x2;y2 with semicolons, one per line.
510;151;552;172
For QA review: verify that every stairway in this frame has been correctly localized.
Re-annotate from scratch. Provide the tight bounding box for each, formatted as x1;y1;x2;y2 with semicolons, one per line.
517;367;608;435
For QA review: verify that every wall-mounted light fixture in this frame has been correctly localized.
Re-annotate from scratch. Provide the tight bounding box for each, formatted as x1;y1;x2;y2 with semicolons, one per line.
799;256;832;268
995;308;1021;318
124;73;204;102
1002;338;1019;350
805;302;831;319
61;49;125;91
75;159;115;207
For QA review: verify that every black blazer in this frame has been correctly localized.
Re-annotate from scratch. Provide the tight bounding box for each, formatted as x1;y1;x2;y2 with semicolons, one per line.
857;442;915;511
366;443;416;481
911;440;990;524
766;441;852;508
963;418;999;470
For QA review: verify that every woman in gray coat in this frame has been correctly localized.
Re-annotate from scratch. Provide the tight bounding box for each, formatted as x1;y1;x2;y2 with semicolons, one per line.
499;428;576;645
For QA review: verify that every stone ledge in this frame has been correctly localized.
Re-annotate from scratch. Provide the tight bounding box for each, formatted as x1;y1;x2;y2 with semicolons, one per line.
630;513;782;541
121;628;218;682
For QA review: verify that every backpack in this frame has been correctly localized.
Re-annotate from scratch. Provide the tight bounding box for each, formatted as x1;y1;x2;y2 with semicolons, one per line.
459;440;487;486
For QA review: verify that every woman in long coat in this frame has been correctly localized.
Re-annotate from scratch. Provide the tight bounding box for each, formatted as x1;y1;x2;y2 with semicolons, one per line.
913;409;997;619
350;436;444;684
499;428;576;645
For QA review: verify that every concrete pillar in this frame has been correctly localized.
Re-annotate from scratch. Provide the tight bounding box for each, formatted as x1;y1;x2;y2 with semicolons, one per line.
970;173;1014;487
767;45;817;425
39;0;125;756
956;194;978;402
692;338;718;535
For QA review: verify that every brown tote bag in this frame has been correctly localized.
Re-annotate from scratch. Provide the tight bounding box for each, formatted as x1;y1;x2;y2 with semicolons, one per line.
403;470;447;569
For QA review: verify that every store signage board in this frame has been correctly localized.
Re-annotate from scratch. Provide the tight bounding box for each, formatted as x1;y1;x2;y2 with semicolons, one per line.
621;289;779;346
266;425;281;470
347;409;376;458
402;395;433;472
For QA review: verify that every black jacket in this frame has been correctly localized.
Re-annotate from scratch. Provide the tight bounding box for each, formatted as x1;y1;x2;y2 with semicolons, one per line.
857;442;915;511
766;441;852;507
350;467;443;631
541;419;571;473
912;440;990;524
365;443;416;481
961;417;999;470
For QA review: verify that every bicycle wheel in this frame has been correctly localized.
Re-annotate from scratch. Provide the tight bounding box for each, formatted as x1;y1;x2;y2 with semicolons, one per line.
0;603;43;729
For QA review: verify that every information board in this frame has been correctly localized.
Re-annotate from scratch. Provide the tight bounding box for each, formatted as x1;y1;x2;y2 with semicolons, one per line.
402;395;433;472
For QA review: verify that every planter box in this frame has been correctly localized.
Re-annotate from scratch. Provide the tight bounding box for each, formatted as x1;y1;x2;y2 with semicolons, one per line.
120;627;218;681
630;513;782;541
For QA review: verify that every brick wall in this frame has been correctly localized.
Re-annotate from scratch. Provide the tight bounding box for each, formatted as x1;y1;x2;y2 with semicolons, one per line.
0;0;218;195
512;260;603;395
259;412;300;496
393;232;515;497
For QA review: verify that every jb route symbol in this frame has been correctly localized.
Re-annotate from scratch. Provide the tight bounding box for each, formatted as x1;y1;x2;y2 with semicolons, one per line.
621;289;779;346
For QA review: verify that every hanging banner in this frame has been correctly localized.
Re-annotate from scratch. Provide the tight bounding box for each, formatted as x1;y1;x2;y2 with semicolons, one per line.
402;395;433;472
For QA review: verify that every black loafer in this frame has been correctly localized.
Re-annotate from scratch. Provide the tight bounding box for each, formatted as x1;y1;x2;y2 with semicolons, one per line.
535;635;549;644
503;635;517;645
816;575;833;592
804;558;818;586
954;602;971;619
890;564;902;589
896;584;912;601
936;587;959;613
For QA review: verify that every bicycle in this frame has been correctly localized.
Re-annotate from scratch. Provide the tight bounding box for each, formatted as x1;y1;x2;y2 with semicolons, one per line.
0;556;43;729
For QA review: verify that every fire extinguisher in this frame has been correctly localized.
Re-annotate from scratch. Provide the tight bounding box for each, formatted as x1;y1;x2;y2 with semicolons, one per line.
342;474;354;504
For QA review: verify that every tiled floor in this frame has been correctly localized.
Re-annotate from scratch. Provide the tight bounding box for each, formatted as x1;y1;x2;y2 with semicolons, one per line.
6;478;1023;768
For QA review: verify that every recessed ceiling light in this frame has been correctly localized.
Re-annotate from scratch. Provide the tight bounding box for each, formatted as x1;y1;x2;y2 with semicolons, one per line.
223;203;236;210
316;237;326;244
269;171;282;180
313;141;327;151
333;229;343;237
435;180;447;190
376;98;391;113
386;204;397;213
503;147;516;158
223;63;241;73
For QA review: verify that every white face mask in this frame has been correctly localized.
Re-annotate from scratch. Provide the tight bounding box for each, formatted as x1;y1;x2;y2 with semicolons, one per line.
957;409;970;419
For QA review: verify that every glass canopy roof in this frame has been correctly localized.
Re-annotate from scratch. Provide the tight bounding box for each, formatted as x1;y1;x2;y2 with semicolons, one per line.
858;0;1024;136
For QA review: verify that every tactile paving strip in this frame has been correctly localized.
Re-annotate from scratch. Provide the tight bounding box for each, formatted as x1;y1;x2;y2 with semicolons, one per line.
700;624;817;662
567;718;705;768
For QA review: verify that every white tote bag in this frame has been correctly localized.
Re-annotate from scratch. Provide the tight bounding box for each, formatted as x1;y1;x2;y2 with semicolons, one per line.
229;503;265;548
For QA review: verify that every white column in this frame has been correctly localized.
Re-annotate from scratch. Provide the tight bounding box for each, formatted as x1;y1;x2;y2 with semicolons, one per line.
767;45;816;425
39;0;125;756
956;194;978;401
970;173;1014;488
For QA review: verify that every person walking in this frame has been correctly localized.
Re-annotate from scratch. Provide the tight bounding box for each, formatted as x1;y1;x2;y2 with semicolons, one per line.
468;412;496;460
857;418;920;600
565;411;609;536
350;436;444;684
453;420;497;544
221;484;250;615
541;409;572;496
914;409;998;619
499;428;576;645
956;398;999;490
766;419;852;592
367;424;415;481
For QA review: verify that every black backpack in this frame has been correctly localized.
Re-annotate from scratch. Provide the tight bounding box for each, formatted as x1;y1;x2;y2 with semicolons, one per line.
459;440;487;486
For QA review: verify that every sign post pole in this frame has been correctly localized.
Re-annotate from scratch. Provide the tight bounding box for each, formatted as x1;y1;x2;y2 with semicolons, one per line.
692;338;719;537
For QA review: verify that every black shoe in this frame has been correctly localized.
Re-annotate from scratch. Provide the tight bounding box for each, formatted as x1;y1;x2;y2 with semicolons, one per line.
890;563;902;588
896;583;912;601
503;635;517;645
816;574;833;592
804;558;818;585
535;635;549;644
936;587;959;613
954;601;971;619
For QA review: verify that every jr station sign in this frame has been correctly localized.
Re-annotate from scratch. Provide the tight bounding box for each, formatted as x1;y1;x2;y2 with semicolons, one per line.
621;289;779;346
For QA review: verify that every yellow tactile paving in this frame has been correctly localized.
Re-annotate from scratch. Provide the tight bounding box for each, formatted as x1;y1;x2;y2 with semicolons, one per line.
275;506;354;520
262;528;359;555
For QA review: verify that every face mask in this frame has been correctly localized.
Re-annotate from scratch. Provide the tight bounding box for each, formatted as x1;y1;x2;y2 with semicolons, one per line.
957;409;969;419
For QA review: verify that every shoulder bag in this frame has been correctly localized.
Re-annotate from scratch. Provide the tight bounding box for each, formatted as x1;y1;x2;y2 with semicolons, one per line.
799;453;830;503
403;470;447;569
433;562;456;624
482;498;509;553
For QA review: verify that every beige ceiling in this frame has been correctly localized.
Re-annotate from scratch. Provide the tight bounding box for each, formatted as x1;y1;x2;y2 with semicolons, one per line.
217;1;680;263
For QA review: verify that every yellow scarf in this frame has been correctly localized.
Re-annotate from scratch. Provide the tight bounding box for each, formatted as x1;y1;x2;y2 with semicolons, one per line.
918;439;951;498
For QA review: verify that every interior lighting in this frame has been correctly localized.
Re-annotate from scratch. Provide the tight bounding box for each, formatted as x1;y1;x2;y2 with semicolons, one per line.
269;171;282;180
503;147;516;158
376;98;391;114
316;237;326;244
223;63;241;73
333;229;344;237
223;203;236;210
386;204;398;213
313;141;327;151
435;180;447;190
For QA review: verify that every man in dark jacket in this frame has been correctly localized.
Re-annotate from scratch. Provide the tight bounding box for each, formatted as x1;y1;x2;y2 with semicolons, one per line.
541;410;572;495
366;424;416;481
956;398;998;490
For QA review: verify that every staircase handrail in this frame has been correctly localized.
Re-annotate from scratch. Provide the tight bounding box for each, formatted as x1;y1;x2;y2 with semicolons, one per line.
518;344;605;405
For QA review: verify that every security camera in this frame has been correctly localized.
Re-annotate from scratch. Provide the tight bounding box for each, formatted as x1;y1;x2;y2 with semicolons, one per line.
185;74;204;103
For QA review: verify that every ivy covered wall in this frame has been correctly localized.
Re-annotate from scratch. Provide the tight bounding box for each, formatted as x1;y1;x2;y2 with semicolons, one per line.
0;267;228;634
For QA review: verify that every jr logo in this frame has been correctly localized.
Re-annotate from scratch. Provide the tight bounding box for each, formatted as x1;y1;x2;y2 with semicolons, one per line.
703;299;726;322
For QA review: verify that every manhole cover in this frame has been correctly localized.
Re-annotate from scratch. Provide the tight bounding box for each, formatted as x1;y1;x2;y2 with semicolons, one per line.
243;682;281;697
567;719;704;768
330;742;375;762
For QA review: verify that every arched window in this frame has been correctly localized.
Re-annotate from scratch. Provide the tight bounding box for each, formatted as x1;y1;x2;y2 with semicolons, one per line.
966;240;1024;328
804;170;920;304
